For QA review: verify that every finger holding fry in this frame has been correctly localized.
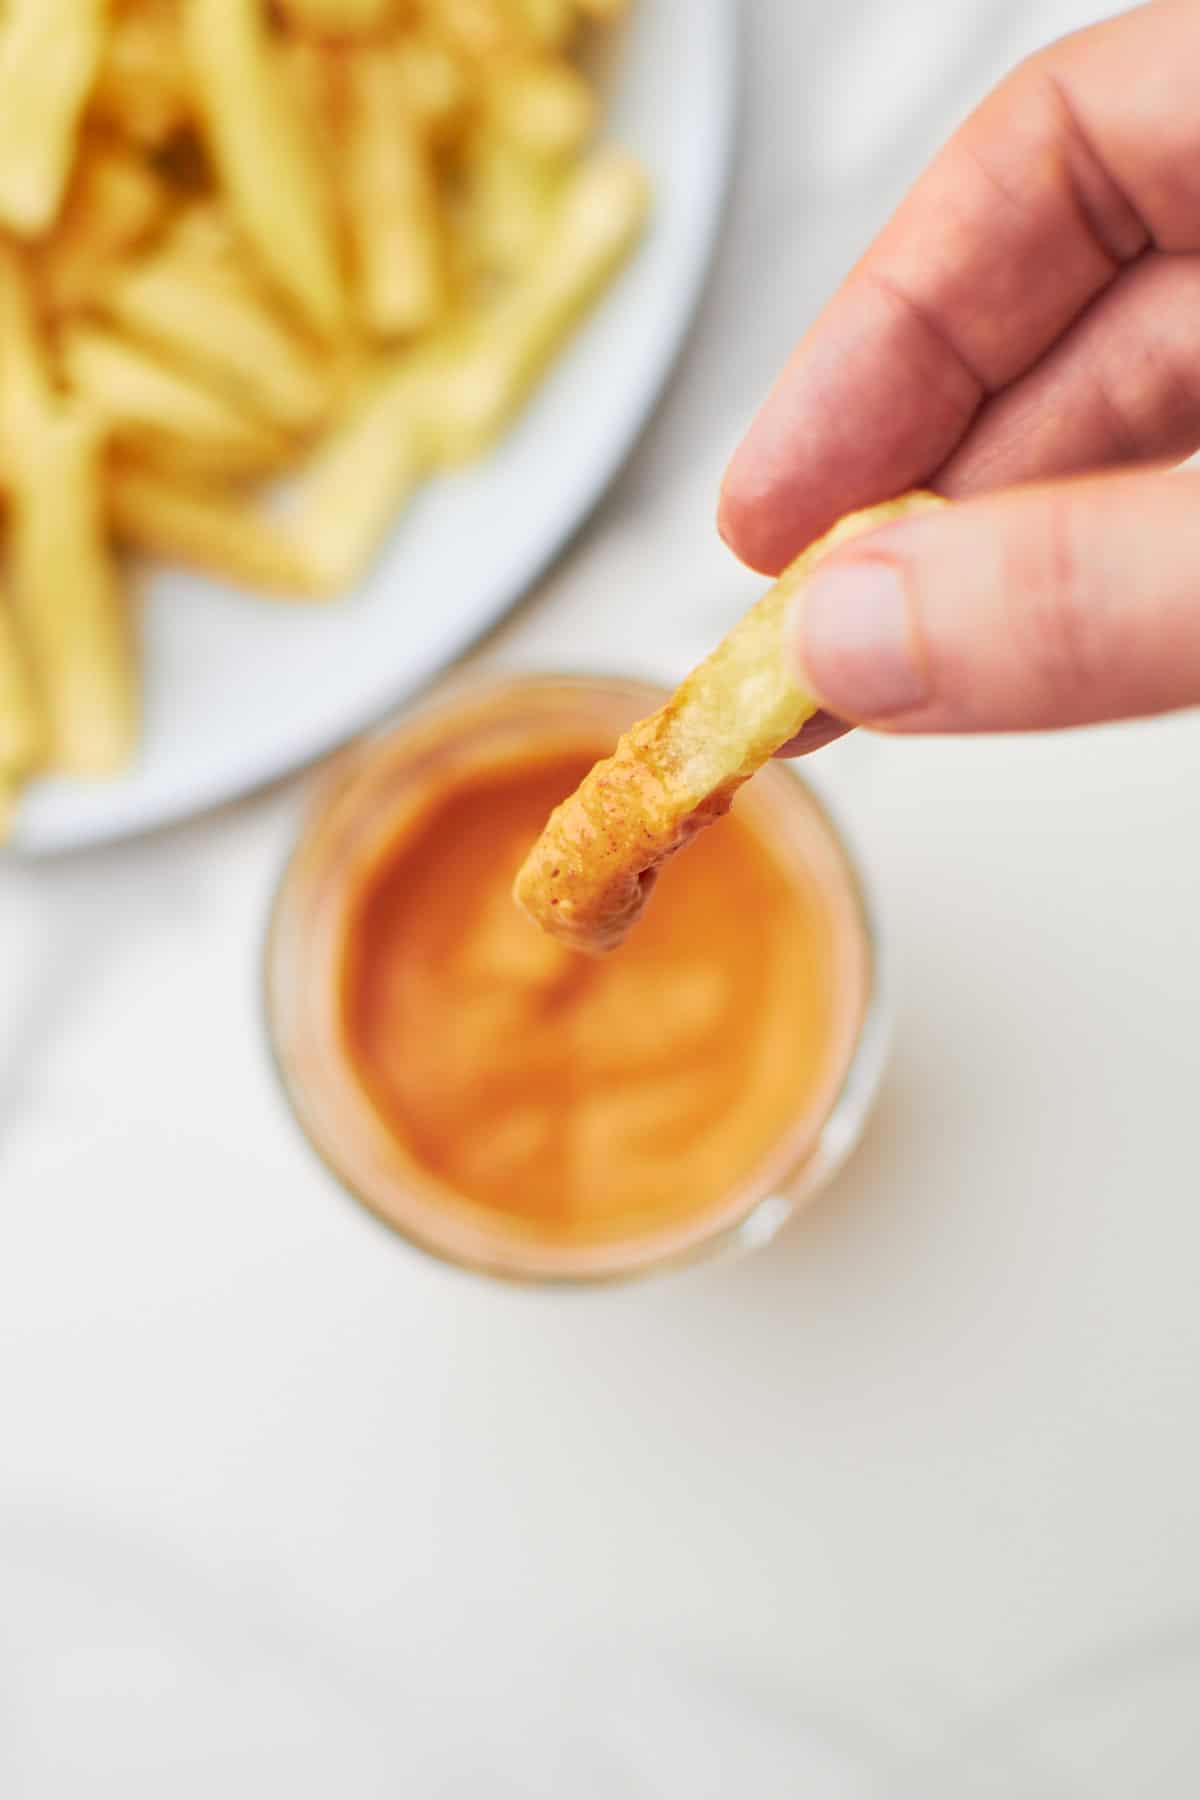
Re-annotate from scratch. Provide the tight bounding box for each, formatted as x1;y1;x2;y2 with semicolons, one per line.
514;496;947;954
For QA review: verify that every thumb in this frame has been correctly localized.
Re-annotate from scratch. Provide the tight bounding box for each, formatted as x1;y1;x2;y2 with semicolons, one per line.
791;471;1200;735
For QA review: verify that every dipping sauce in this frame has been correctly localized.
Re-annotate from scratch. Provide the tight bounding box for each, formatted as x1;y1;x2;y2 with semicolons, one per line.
341;749;841;1235
266;677;877;1281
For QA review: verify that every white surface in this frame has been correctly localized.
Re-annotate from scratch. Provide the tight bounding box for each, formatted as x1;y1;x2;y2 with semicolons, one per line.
11;0;736;852
5;1;1200;1794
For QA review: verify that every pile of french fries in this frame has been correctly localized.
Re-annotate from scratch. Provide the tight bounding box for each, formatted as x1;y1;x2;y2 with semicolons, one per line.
0;0;646;830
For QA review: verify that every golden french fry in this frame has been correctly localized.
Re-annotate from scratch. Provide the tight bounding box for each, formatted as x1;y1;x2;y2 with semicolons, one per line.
0;594;44;788
341;48;446;339
0;0;105;235
485;56;595;159
0;243;57;446
393;34;470;139
164;201;244;277
455;130;562;280
279;34;341;178
91;0;193;150
8;411;138;777
514;495;947;952
286;362;425;588
110;463;326;597
0;246;130;781
507;0;577;49
64;325;294;479
574;0;630;18
103;251;330;433
276;0;401;32
34;139;174;319
184;0;346;336
421;0;512;54
425;149;649;464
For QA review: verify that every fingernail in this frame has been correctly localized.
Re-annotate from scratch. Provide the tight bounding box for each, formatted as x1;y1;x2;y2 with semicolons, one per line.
795;560;930;720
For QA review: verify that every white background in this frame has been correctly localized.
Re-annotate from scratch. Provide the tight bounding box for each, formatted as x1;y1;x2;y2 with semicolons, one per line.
4;1;1200;1793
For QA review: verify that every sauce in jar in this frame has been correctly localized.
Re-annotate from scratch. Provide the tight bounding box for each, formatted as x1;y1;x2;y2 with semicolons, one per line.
266;678;875;1280
341;749;850;1239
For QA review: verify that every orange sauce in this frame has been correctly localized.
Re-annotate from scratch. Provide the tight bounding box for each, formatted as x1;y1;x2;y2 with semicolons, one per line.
338;748;852;1243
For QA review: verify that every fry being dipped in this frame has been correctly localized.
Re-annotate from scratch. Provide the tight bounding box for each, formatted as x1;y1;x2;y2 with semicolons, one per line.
514;494;946;953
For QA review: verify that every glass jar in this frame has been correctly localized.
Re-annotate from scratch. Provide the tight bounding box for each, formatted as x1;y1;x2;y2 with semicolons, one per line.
264;674;887;1284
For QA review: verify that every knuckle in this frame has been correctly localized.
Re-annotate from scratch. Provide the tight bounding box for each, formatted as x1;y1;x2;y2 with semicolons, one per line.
1006;493;1112;709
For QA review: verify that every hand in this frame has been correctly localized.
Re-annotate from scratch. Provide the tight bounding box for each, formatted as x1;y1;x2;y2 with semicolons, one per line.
720;0;1200;750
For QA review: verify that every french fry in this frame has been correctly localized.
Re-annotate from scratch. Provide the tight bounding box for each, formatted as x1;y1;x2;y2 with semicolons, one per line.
91;0;193;150
425;148;649;463
393;34;471;140
280;32;345;188
0;595;44;797
110;462;325;597
184;0;346;336
63;325;294;479
508;0;577;49
12;416;138;777
455;130;562;279
0;243;57;445
514;495;947;953
0;247;130;782
0;0;106;235
8;411;138;777
286;362;425;588
574;0;630;19
485;56;595;159
103;250;330;433
34;138;174;319
276;0;402;33
420;0;512;55
341;48;447;339
431;0;578;52
164;201;244;278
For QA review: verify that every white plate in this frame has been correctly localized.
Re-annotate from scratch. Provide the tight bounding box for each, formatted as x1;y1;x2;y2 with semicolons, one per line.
11;0;738;853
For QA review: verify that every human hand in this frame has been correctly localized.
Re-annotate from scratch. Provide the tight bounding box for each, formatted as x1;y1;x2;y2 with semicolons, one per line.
720;0;1200;751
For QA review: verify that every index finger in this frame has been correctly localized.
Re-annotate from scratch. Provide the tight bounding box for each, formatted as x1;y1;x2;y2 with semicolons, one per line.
719;0;1200;574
